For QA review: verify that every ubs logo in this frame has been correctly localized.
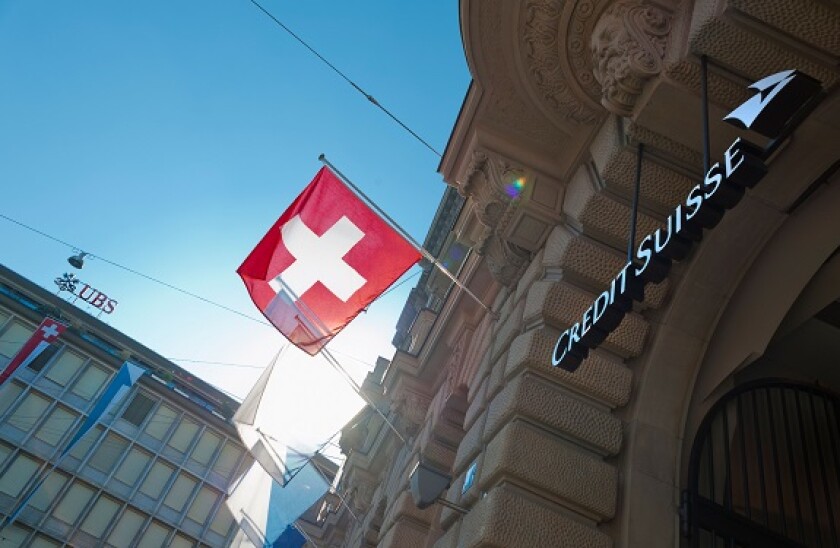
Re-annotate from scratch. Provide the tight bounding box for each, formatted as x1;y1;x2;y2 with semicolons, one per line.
55;273;118;314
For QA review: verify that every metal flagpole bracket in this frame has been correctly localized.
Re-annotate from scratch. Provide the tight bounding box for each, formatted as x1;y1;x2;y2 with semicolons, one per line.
317;154;499;320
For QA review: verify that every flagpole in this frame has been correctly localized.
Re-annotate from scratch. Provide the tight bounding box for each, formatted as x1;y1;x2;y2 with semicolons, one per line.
270;277;408;445
318;154;498;319
320;348;407;445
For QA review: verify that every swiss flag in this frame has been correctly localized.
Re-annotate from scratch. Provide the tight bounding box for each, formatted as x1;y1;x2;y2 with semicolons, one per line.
0;317;68;386
238;167;421;355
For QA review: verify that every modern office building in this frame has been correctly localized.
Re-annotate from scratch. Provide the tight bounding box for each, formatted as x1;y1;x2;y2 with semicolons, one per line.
309;1;840;547
0;264;248;547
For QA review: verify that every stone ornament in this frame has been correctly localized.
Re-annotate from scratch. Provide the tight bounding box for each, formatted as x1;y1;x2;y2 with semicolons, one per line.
458;149;531;286
591;0;671;116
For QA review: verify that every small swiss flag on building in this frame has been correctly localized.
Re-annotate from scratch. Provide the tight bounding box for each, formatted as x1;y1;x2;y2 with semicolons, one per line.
0;317;68;386
237;167;421;355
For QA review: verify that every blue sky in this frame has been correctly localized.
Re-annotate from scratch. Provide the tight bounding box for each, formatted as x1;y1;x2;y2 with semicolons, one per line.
0;1;470;444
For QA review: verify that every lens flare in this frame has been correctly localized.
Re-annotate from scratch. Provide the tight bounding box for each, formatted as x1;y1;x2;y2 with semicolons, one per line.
504;177;526;198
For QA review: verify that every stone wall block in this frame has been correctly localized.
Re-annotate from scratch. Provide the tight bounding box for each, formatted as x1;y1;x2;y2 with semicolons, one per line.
486;350;509;403
456;483;611;548
481;420;618;520
576;193;663;251
690;17;838;87
590;117;695;215
526;280;649;358
433;519;460;548
381;491;436;539
514;248;545;304
378;518;429;548
730;0;840;56
489;297;524;364
453;414;484;476
543;226;668;309
602;149;695;214
484;373;623;456
464;375;488;432
506;327;632;408
625;121;703;168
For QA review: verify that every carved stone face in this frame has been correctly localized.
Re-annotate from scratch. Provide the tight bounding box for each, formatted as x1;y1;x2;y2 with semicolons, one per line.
590;1;671;116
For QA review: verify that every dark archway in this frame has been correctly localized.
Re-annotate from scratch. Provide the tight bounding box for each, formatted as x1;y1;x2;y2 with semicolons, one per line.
685;380;840;547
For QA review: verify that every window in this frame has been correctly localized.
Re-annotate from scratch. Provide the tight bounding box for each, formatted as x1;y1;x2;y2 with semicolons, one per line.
0;321;35;359
121;392;155;427
138;521;171;548
139;460;174;499
68;425;103;460
0;381;23;416
30;536;60;548
34;405;77;446
212;442;244;480
0;442;13;467
0;453;40;497
170;534;195;548
88;433;130;474
52;481;95;524
8;391;50;432
27;343;59;373
107;508;146;547
44;349;85;386
71;363;110;400
2;524;31;546
30;471;68;512
113;447;151;487
167;417;199;453
187;485;218;524
79;495;120;538
210;504;235;537
162;472;198;512
190;429;221;466
144;404;177;441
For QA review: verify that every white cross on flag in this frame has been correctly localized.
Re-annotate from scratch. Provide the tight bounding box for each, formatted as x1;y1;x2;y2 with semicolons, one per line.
238;167;421;355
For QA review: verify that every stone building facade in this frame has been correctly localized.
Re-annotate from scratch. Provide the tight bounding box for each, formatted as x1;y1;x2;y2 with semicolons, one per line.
310;1;840;546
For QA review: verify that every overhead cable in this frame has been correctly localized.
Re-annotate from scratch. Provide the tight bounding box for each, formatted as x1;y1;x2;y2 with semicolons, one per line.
247;0;443;158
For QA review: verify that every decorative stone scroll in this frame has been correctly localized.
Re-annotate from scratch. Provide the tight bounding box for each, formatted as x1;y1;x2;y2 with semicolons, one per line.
458;150;531;286
591;0;671;116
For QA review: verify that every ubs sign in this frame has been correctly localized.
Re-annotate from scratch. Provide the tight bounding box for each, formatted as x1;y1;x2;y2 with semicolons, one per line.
553;69;823;372
54;273;119;314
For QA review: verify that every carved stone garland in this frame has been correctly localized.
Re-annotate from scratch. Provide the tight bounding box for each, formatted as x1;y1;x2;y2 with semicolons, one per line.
591;0;671;116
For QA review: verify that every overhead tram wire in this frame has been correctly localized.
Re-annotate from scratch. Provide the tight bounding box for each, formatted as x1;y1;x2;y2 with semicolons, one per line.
247;0;442;158
0;211;420;367
0;211;417;326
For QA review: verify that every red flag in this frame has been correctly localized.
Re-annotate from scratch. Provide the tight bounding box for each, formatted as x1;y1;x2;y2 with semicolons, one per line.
0;318;68;386
237;167;421;355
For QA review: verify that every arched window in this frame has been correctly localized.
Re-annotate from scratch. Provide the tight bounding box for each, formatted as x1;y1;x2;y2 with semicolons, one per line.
685;380;840;547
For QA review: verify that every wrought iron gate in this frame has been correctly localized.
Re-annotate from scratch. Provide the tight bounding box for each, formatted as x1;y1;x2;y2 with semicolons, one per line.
685;379;840;547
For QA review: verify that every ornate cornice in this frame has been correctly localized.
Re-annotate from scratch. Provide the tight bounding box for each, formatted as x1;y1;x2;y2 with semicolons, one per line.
591;0;671;116
522;0;600;124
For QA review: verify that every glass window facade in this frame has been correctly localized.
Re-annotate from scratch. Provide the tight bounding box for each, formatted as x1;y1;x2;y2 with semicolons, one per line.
122;392;155;427
70;362;109;400
0;307;247;547
43;349;85;386
8;390;50;432
0;320;34;359
53;481;95;525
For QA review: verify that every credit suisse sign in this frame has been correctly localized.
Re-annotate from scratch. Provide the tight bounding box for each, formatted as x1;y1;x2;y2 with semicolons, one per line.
553;69;823;371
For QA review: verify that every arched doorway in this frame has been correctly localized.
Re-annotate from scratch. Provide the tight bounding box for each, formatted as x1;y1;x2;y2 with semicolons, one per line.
686;380;840;547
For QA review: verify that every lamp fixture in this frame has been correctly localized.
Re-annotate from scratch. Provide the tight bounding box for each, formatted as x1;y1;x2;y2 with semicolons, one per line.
67;251;88;269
